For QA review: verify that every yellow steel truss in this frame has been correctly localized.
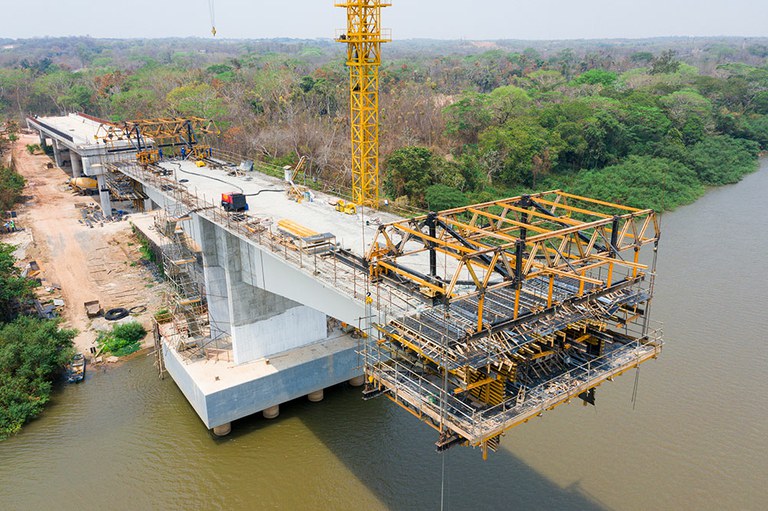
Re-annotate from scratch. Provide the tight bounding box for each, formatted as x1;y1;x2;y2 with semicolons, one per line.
367;190;659;311
94;117;220;156
360;190;664;456
336;1;391;208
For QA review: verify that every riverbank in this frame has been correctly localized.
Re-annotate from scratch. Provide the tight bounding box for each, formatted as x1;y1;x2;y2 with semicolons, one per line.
4;134;166;356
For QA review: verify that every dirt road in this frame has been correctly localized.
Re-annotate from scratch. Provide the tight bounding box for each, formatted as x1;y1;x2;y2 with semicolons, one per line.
9;134;165;353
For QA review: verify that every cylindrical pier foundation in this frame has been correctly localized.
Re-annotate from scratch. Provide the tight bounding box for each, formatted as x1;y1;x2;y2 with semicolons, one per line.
263;405;280;419
348;375;365;387
308;389;324;402
212;422;232;437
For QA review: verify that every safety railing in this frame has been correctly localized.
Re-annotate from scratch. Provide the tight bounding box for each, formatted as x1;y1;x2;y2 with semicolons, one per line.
364;322;663;444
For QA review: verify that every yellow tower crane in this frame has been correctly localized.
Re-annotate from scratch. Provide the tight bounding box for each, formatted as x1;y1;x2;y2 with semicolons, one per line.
335;1;391;209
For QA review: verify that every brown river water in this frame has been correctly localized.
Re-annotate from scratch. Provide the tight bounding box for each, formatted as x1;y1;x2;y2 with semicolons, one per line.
1;160;767;510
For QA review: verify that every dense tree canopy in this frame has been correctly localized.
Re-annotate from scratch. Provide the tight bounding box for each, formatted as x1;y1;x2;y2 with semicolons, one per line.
0;243;35;322
0;243;76;439
0;37;766;211
0;316;76;439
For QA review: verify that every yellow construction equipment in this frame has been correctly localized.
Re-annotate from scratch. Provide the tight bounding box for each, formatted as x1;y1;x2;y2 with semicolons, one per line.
137;149;160;166
285;156;309;202
192;145;213;161
69;177;98;193
336;1;390;208
334;199;357;215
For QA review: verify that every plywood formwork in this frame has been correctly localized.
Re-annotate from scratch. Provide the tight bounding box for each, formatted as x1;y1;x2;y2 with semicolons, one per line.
361;190;663;458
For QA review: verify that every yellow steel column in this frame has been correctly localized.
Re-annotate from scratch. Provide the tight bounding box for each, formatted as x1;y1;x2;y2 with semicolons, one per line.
547;274;555;308
477;293;485;333
632;247;640;278
336;1;390;208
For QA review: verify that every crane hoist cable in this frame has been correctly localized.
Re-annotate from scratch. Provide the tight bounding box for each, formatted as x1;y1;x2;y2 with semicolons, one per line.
208;0;217;37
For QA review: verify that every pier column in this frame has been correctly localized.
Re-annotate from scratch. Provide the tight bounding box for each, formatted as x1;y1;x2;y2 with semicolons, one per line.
52;140;62;168
96;174;112;218
308;389;324;402
224;232;327;365
71;153;83;178
263;405;280;419
212;422;232;437
200;218;232;338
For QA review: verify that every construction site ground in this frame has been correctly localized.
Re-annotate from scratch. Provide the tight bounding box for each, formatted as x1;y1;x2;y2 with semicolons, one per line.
5;134;166;356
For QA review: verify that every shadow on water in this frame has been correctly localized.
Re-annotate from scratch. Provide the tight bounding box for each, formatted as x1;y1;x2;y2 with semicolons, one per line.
229;383;610;511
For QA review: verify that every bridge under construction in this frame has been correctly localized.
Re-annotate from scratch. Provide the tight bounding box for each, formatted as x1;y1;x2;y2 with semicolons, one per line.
24;0;662;457
25;112;663;455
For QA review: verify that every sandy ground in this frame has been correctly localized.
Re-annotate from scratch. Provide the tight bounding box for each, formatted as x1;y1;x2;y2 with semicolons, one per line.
4;134;166;355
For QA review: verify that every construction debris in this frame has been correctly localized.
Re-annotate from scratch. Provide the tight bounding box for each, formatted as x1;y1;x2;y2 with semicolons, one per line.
76;203;128;227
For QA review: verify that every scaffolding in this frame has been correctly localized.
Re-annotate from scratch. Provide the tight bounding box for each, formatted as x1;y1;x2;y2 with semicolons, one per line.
152;197;230;362
362;190;663;458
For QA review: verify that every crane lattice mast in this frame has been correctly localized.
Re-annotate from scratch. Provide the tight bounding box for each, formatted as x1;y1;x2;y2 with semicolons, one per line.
336;1;390;208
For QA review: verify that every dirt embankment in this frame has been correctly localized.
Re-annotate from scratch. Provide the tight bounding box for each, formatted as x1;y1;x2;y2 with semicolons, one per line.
6;134;166;354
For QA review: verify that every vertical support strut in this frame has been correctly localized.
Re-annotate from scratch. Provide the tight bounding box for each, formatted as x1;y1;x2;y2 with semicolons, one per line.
336;1;390;208
427;212;437;277
513;239;525;319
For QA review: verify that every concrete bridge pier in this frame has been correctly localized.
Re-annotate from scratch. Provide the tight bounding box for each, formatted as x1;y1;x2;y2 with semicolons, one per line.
52;139;62;168
131;194;366;437
218;225;327;366
96;174;112;218
70;153;83;178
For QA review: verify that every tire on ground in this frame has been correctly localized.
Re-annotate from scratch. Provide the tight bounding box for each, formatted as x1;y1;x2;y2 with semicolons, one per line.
104;307;130;321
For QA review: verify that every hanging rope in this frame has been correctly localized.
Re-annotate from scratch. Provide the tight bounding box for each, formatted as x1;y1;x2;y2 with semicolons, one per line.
440;452;446;511
631;365;640;411
208;0;217;37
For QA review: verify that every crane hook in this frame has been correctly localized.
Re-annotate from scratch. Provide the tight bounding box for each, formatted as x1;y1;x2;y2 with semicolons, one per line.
208;0;217;37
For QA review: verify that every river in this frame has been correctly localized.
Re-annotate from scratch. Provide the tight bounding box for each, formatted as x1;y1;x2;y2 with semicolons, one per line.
2;160;767;511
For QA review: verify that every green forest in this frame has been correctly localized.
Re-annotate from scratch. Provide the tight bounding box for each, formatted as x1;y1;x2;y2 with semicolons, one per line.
1;37;767;212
